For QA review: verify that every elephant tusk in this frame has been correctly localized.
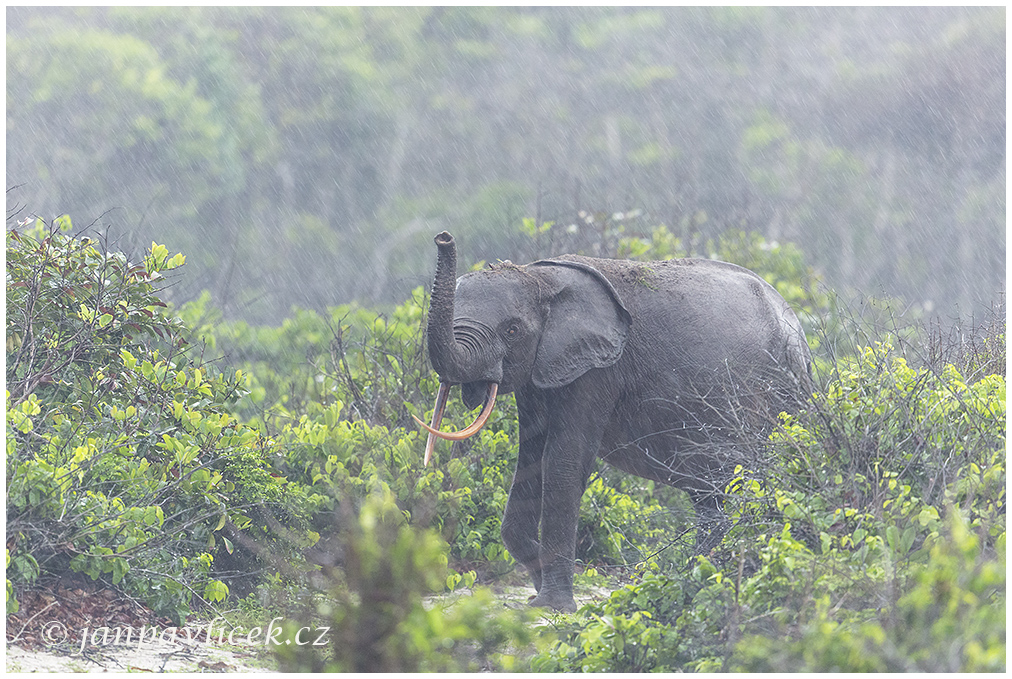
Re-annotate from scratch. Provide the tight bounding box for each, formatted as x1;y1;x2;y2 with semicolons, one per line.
413;383;499;465
419;381;451;466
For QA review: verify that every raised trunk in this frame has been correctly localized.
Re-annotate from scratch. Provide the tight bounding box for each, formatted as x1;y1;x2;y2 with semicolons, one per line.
421;232;499;466
426;231;481;382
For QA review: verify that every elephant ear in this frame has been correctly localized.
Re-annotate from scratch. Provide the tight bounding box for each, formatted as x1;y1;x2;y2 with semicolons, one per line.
529;259;632;389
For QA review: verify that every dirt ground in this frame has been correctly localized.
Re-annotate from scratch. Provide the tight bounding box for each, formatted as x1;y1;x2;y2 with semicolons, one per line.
5;578;280;673
5;637;275;673
5;583;610;673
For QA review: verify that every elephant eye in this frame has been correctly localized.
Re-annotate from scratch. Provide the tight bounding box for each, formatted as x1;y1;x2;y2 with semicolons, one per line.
505;323;520;339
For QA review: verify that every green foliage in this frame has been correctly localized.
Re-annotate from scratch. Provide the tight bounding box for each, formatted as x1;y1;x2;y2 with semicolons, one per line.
7;7;1002;322
7;211;1004;671
7;26;238;225
540;507;1004;672
276;402;517;568
178;287;434;427
734;511;1005;672
577;476;684;568
276;489;538;672
617;225;827;320
773;343;1005;522
535;336;1005;672
5;223;305;622
531;561;733;672
6;548;34;615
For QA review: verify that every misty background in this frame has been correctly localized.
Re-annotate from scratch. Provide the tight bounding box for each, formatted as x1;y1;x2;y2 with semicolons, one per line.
7;7;1005;324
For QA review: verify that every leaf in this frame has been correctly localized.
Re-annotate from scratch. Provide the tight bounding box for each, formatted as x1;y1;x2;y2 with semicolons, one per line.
120;348;137;369
204;579;229;603
111;557;130;585
917;507;939;527
900;526;915;554
143;506;162;526
886;525;900;552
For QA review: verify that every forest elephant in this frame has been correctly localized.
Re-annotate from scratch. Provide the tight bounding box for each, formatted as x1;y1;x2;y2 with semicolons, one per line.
415;231;812;612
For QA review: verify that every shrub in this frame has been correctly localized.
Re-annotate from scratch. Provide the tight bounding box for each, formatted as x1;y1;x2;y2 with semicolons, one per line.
576;475;688;569
534;333;1006;672
768;342;1005;545
276;488;538;672
733;510;1005;672
272;399;517;569
530;559;734;672
177;287;435;429
6;220;310;622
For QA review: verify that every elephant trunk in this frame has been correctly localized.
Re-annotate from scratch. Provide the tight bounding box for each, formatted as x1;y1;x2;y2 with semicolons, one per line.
420;232;498;465
426;231;484;383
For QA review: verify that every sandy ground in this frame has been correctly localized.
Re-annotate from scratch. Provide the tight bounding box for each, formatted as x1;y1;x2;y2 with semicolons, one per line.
5;639;276;673
5;585;611;673
5;641;276;673
5;624;278;674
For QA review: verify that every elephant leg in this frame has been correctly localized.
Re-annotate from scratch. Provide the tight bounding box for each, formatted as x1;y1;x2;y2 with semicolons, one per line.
501;431;546;592
529;389;613;613
689;487;730;555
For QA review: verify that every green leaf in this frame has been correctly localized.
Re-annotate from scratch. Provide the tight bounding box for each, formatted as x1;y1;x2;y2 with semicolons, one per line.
111;557;130;585
900;526;916;554
886;525;900;552
143;506;162;526
204;579;229;603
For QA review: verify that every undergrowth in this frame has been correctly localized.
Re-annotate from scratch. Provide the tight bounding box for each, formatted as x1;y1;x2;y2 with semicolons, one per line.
7;217;1004;671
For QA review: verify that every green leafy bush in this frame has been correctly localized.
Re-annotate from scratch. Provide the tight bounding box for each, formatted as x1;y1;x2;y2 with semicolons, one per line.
178;287;435;428
276;488;538;672
272;399;517;568
534;334;1005;672
531;558;734;672
769;342;1005;545
11;213;1001;672
6;221;309;622
733;510;1005;672
576;475;688;569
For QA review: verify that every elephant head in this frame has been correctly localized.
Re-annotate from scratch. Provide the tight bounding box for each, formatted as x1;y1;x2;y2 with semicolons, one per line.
415;231;631;463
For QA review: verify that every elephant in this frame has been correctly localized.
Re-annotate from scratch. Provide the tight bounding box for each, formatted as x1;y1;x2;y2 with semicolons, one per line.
415;231;811;612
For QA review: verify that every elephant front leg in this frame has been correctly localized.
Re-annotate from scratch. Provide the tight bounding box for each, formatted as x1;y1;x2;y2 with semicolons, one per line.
528;469;584;613
500;431;545;593
528;399;612;613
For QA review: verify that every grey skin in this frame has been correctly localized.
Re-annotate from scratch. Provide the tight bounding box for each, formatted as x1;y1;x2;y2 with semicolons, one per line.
422;231;811;612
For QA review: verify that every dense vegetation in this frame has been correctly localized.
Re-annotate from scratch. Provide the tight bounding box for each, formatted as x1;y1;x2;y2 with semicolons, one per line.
7;217;1004;671
7;7;1005;323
